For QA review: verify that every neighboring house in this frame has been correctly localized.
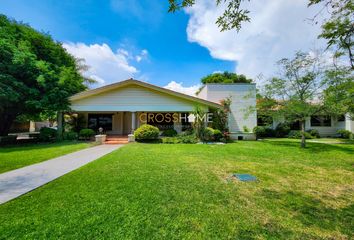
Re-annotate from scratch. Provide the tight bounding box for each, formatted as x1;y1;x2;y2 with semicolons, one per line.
69;79;257;140
264;114;354;137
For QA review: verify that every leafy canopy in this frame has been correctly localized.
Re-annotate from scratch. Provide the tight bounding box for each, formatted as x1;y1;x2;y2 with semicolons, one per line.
201;71;252;84
261;51;328;147
0;15;89;135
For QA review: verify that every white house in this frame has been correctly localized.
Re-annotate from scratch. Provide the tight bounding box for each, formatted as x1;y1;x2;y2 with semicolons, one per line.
270;114;354;137
68;79;257;140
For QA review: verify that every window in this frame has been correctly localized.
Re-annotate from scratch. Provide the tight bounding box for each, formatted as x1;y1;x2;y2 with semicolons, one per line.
310;115;331;127
257;115;273;126
88;114;113;131
337;115;345;122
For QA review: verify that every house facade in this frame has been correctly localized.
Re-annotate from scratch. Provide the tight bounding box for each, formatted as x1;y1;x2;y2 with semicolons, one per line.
69;79;257;140
270;114;354;137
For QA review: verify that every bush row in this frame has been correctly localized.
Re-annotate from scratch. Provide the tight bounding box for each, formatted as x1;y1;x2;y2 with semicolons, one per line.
134;124;228;143
253;124;320;139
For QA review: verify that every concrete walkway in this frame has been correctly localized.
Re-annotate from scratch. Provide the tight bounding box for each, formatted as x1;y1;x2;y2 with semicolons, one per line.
0;144;123;204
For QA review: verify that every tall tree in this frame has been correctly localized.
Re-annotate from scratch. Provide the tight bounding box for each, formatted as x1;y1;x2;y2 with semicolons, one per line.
0;15;89;136
262;51;327;148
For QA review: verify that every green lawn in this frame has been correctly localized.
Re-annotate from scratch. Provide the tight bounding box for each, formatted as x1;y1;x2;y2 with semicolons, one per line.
0;141;94;173
0;140;353;239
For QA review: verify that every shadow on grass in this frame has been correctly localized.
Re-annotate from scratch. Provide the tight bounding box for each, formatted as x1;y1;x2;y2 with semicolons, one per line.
261;189;354;237
262;139;354;154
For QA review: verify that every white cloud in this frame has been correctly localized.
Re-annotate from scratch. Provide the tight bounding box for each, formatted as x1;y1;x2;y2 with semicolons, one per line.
185;0;328;81
63;42;138;86
135;49;148;62
164;81;201;96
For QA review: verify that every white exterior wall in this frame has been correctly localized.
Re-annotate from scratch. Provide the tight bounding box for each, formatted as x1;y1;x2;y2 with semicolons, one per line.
272;115;353;137
71;85;208;112
198;84;257;139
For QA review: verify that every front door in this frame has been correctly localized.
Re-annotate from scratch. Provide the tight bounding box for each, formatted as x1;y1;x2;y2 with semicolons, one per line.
88;114;113;132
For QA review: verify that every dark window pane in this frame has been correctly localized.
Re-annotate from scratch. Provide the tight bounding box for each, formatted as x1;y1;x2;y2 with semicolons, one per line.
311;116;331;127
337;115;345;121
88;114;112;131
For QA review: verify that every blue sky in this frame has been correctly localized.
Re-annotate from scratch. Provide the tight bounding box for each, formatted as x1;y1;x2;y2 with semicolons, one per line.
0;0;325;95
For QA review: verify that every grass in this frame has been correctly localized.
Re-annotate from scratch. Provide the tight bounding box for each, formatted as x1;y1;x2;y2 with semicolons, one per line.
0;140;353;239
0;141;94;173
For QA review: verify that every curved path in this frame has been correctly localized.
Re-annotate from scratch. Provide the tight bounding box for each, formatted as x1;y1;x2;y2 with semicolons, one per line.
0;144;122;204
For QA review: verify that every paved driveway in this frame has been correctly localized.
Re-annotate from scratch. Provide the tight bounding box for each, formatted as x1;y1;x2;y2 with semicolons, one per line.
0;144;122;204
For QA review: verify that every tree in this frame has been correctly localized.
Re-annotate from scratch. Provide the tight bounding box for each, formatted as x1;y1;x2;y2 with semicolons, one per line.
309;0;354;69
323;65;354;117
201;71;252;84
168;0;250;32
262;51;327;148
0;15;89;136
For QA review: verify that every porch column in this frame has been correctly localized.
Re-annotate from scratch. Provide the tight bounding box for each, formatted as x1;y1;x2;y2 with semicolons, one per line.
131;111;136;133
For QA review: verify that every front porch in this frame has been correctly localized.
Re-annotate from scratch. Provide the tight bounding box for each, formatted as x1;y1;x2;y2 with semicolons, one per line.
76;111;192;135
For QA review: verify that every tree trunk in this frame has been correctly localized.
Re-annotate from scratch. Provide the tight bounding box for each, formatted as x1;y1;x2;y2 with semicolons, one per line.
0;112;17;136
300;119;306;148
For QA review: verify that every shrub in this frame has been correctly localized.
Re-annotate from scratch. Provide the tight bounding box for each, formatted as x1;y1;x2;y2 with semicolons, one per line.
79;128;95;140
134;124;159;141
202;127;214;142
243;126;250;133
213;129;223;141
179;135;198;143
181;129;194;136
39;127;57;142
0;135;17;145
63;131;78;140
162;135;198;144
337;129;353;139
253;126;275;138
275;123;290;138
288;130;314;139
162;129;177;137
306;129;320;138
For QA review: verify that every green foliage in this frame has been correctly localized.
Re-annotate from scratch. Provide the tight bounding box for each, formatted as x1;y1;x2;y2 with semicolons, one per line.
192;106;206;141
162;129;178;137
253;126;275;138
134;124;160;141
0;135;17;145
162;135;198;144
275;123;291;138
63;131;78;140
0;15;89;136
202;127;215;142
201;71;252;84
309;0;354;69
213;129;223;141
306;129;320;138
243;126;250;133
211;97;231;132
337;129;353;139
79;129;95;140
263;51;328;147
39;127;57;142
323;66;354;117
288;130;314;139
168;0;249;32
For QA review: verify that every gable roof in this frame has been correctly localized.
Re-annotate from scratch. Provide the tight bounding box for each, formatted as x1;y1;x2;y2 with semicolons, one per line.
70;79;221;108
